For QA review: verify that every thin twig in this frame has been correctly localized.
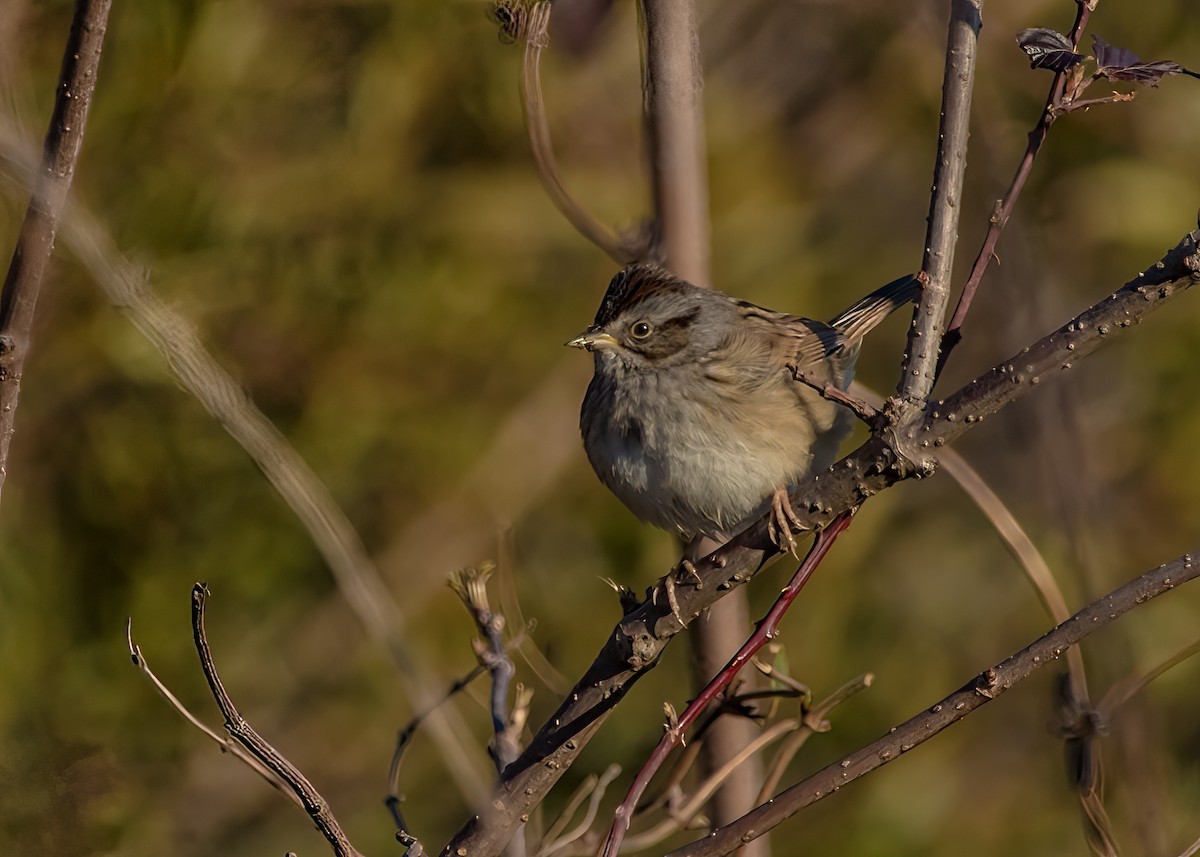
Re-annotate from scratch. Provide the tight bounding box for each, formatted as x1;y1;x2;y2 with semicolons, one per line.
621;719;800;853
190;584;364;857
519;1;643;264
0;0;111;505
600;512;853;857
1056;91;1136;113
756;673;874;802
126;619;301;807
938;0;1096;374
667;550;1200;857
792;369;878;424
536;764;621;857
1099;635;1200;718
387;663;488;844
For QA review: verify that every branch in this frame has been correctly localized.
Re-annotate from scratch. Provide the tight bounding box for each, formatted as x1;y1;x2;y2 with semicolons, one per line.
639;0;767;847
126;619;302;808
190;584;364;857
449;564;521;773
939;0;1097;371
599;513;852;857
0;0;111;506
896;0;982;408
439;225;1199;857
668;549;1200;856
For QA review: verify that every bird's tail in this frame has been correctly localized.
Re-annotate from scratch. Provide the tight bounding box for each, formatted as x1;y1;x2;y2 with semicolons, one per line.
829;274;920;342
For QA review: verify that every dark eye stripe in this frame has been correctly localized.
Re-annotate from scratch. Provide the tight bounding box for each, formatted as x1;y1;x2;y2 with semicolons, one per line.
659;307;699;331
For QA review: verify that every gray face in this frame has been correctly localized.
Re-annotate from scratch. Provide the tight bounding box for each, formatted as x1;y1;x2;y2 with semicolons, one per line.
581;266;735;372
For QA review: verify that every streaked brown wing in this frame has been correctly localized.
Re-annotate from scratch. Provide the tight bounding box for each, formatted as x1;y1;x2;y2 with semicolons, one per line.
703;300;845;391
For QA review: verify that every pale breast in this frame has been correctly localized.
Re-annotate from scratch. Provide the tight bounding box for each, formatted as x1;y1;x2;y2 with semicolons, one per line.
581;360;852;540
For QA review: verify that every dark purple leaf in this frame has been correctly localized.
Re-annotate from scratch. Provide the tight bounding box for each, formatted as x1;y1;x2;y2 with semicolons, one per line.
1092;35;1200;86
1017;28;1086;73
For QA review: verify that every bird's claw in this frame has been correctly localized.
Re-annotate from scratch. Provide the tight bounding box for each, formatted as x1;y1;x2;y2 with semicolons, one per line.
661;559;703;626
768;488;804;557
674;558;702;586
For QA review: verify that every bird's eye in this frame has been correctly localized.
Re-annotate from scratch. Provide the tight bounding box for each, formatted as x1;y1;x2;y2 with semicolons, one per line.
630;321;653;339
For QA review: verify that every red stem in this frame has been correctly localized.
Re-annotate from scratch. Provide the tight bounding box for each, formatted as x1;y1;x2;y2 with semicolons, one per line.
600;512;854;857
938;1;1094;374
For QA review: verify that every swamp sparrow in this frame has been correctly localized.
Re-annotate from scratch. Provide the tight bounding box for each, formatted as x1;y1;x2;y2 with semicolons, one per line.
568;264;917;557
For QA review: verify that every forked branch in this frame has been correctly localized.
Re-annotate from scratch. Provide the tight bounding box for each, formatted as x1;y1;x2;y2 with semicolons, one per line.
191;584;364;857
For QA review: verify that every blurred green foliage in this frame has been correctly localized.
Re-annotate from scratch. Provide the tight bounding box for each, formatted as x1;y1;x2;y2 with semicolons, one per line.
1;1;1198;855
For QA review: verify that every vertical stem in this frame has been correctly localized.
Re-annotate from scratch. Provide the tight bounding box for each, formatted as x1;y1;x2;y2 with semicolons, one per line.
642;0;711;283
0;0;112;506
897;0;983;408
642;1;765;849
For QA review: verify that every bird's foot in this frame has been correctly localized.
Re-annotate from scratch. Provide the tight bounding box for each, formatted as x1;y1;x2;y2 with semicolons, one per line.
660;559;702;626
767;487;804;557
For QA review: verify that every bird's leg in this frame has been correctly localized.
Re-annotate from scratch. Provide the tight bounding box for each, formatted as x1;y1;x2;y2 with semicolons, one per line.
767;487;804;557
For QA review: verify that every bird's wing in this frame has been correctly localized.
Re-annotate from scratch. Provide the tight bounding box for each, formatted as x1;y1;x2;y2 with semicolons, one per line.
701;299;846;391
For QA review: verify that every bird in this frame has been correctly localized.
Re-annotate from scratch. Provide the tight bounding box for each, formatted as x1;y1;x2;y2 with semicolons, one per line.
567;263;918;561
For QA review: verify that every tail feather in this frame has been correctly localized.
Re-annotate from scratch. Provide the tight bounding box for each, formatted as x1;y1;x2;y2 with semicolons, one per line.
828;274;920;342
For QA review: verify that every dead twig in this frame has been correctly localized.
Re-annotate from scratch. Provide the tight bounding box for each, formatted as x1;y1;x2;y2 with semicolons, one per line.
519;1;646;264
0;0;112;505
191;584;365;857
126;619;300;808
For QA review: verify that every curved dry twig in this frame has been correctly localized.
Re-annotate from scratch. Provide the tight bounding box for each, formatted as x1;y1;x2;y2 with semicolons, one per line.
755;672;874;802
1099;635;1200;719
937;447;1089;701
0;116;496;804
536;764;621;857
520;1;645;264
619;718;800;853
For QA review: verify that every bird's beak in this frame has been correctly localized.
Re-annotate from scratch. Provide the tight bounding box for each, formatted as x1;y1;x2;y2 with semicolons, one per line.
565;330;618;352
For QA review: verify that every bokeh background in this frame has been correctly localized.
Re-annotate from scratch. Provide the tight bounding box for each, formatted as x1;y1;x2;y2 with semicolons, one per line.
1;1;1198;855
